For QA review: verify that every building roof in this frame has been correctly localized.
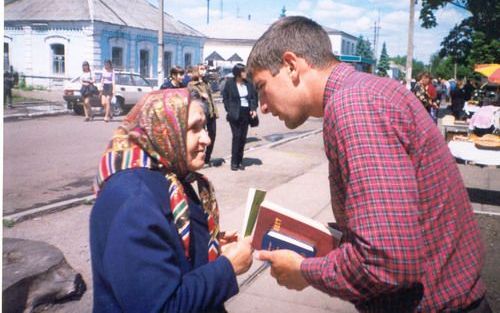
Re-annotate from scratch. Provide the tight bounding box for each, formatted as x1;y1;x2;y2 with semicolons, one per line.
323;26;358;41
198;17;269;40
205;51;225;61
4;0;204;38
227;53;243;62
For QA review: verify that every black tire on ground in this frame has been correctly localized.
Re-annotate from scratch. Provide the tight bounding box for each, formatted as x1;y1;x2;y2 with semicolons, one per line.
73;104;84;116
112;97;125;116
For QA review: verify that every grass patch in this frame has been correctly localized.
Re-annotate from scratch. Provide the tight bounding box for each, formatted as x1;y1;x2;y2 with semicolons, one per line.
3;219;15;228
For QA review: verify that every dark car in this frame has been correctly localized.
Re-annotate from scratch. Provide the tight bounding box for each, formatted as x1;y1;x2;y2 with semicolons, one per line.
63;71;154;116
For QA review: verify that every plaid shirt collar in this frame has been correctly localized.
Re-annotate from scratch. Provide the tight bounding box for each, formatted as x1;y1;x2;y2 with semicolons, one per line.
323;62;356;109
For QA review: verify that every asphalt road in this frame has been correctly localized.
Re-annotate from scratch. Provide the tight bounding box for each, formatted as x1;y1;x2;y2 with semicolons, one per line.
3;101;323;215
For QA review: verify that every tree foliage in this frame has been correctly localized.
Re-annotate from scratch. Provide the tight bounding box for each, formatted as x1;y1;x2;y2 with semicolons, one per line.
420;0;499;39
420;0;499;66
356;35;373;59
390;55;426;79
429;53;472;79
377;42;390;77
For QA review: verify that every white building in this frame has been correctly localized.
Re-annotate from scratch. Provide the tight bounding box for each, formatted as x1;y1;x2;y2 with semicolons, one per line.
199;18;373;72
198;17;268;69
4;0;205;88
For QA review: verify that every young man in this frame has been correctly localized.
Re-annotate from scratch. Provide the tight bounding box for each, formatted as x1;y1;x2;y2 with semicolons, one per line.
248;16;490;313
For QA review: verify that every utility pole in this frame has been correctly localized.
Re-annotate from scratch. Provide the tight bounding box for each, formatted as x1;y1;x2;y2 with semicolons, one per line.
207;0;210;24
372;12;380;72
158;0;164;86
405;0;416;90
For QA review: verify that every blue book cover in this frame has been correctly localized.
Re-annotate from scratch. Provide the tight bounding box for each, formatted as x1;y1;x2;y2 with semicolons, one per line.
261;230;316;258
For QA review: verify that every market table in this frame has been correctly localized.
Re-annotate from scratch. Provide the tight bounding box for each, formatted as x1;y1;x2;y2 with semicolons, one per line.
448;140;500;166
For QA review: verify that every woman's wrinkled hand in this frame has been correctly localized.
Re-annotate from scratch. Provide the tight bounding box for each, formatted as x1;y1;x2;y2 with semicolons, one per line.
221;236;253;275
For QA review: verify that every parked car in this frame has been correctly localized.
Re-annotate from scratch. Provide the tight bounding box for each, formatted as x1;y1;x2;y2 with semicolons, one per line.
63;71;154;116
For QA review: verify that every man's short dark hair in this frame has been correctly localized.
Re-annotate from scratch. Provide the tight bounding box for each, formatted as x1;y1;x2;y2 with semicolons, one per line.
170;66;185;77
247;16;337;76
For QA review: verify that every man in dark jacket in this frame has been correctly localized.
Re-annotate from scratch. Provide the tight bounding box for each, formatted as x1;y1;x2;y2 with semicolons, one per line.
4;66;15;108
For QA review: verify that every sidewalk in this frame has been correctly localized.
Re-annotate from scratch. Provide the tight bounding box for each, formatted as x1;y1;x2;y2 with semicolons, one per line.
4;89;70;120
3;132;356;313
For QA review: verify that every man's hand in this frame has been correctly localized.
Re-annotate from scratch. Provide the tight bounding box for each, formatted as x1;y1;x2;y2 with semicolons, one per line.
256;249;309;290
250;110;257;118
221;236;253;275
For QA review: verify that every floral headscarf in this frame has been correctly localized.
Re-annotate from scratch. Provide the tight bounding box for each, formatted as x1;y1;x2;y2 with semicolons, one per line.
95;89;220;261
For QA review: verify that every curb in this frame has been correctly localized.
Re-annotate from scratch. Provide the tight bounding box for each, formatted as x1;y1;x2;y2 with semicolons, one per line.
4;109;71;121
3;128;323;225
3;195;95;225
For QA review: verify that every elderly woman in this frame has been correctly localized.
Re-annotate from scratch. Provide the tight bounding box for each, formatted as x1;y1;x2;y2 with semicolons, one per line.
90;89;253;313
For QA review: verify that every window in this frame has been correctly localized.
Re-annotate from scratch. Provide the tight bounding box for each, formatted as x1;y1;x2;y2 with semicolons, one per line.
4;43;10;70
51;44;65;74
184;53;192;68
131;74;151;87
116;73;132;85
164;51;172;76
112;47;123;69
140;49;149;77
341;40;346;55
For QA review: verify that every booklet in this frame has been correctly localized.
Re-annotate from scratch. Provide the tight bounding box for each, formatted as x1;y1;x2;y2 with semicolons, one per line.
241;188;267;237
251;200;342;257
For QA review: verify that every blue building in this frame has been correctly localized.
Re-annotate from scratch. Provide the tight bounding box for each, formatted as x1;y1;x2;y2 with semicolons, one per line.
4;0;205;88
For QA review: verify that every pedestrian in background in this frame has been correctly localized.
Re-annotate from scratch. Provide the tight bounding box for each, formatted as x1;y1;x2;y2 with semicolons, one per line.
182;65;194;86
451;80;466;120
90;89;253;313
4;66;15;108
222;63;258;171
100;60;114;122
248;16;489;312
413;71;439;123
160;66;185;89
188;64;218;166
80;61;97;122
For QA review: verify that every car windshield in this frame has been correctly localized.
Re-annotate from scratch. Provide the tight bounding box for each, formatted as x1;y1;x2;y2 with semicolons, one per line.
116;74;132;85
131;75;150;87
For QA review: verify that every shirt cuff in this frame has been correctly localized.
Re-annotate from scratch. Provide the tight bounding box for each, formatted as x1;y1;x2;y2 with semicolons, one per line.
214;255;239;298
300;256;327;286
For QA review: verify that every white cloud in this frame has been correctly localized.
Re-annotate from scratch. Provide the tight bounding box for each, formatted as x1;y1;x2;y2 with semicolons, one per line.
297;0;312;11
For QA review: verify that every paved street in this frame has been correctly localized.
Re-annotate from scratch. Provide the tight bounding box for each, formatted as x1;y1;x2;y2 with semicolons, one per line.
3;96;322;215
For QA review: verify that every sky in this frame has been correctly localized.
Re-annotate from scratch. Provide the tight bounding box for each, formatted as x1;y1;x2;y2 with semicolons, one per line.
155;0;471;64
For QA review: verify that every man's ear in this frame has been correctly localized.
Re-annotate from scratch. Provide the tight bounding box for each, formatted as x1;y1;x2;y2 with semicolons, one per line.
282;51;300;84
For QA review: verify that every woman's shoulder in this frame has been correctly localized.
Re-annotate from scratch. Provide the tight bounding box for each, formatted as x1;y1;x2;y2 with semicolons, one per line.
98;168;172;212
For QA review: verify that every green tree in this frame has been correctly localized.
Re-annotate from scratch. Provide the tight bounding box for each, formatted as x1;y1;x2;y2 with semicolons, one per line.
420;0;499;66
390;55;426;79
429;54;470;79
356;35;373;59
377;42;390;77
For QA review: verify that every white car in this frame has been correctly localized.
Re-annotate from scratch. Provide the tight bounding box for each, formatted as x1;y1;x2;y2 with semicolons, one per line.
63;71;154;116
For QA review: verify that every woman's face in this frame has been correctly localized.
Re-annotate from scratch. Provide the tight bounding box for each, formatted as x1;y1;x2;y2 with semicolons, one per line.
105;62;112;71
83;64;90;72
186;101;211;171
239;70;247;80
172;72;184;84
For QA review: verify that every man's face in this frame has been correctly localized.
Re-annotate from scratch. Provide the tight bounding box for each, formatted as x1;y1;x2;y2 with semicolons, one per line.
252;67;308;129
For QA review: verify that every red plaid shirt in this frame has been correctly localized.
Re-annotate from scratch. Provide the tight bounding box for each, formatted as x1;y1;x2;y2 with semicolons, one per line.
301;63;486;312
